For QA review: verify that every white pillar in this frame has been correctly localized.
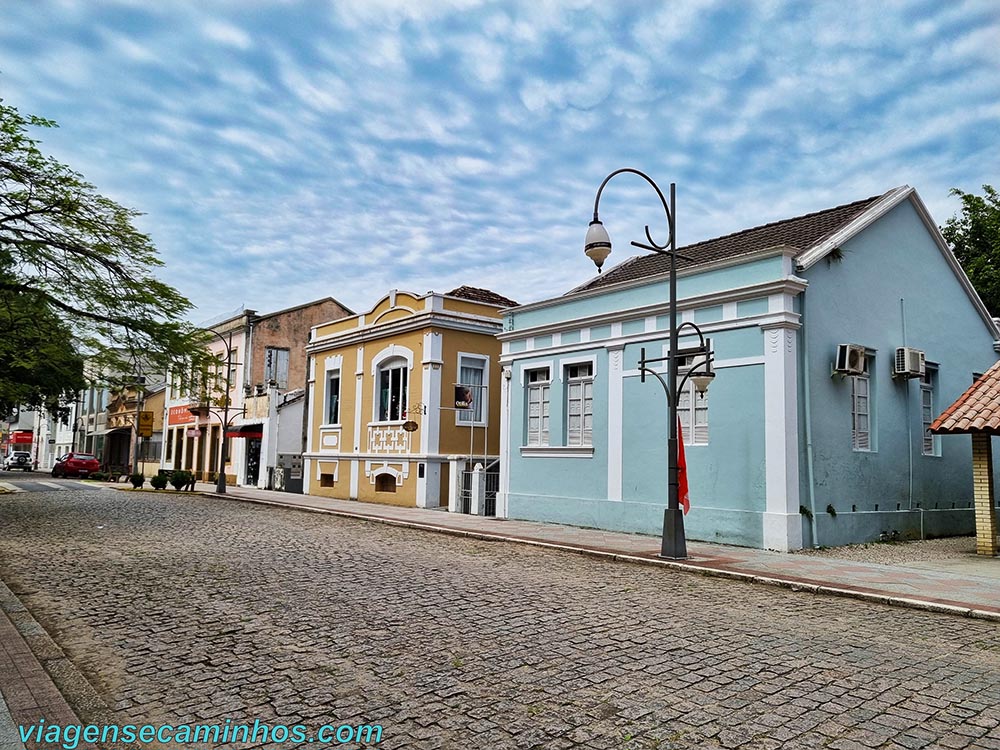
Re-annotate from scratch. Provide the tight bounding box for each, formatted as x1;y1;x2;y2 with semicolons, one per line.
496;366;512;518
470;462;485;515
607;345;624;501
761;321;802;551
447;456;462;513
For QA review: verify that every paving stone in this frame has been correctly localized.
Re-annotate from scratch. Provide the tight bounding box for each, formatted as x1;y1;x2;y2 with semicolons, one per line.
0;490;999;750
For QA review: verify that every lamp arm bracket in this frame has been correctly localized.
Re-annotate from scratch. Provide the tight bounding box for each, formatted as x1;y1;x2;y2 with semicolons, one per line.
638;366;674;407
593;168;674;249
676;353;714;395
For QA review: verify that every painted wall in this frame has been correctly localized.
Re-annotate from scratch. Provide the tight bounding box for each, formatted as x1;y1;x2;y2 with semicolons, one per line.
799;198;998;545
437;329;503;457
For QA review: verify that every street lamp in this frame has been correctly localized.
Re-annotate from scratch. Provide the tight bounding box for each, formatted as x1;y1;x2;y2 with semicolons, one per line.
586;169;714;559
188;329;243;494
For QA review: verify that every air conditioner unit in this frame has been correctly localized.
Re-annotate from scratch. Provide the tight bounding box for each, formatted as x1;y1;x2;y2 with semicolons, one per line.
894;347;926;378
835;344;867;375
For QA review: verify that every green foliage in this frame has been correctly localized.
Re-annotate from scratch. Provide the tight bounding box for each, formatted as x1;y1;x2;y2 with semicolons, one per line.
0;99;213;401
942;185;1000;315
0;288;85;417
88;471;107;482
150;474;168;490
129;472;145;488
169;470;192;490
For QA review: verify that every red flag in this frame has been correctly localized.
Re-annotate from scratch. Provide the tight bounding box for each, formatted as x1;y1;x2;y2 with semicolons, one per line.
677;417;690;515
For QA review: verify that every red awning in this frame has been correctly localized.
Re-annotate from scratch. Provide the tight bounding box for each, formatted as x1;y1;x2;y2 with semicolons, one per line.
226;431;263;439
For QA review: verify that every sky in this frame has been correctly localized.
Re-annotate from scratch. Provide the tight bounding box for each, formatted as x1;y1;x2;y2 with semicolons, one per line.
2;0;998;321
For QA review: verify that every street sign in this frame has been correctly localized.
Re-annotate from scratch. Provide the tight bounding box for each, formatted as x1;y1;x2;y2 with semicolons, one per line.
402;420;419;432
138;411;154;438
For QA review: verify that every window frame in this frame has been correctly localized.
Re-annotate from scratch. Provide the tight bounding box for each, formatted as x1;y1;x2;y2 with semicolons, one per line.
565;362;594;447
264;346;290;389
325;369;342;426
375;356;409;424
525;366;551;447
920;366;940;457
852;369;872;452
455;352;489;427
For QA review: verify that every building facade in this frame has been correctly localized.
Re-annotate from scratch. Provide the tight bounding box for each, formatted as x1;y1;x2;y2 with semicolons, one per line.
498;186;1000;550
304;287;515;508
162;298;351;487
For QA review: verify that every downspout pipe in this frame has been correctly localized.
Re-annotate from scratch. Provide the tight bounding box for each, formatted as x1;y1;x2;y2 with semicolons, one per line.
802;289;820;547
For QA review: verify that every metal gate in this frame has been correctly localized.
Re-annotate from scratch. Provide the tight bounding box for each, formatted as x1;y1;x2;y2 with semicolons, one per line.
459;461;499;516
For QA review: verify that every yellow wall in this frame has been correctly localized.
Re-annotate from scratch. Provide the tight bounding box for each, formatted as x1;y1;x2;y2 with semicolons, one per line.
437;329;503;456
308;290;506;508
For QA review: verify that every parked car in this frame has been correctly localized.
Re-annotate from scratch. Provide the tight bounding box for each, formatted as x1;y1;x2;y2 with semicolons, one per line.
51;453;100;478
3;451;32;471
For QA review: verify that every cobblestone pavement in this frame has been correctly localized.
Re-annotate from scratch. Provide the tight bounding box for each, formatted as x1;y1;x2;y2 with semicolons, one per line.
1;490;1000;750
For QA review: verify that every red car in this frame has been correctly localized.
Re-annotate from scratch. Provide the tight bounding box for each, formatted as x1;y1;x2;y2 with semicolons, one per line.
51;453;100;478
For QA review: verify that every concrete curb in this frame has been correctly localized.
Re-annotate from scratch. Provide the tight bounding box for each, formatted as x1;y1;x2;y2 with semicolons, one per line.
202;491;1000;624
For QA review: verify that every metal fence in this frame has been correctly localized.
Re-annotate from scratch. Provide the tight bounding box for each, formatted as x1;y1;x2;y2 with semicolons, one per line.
460;463;499;516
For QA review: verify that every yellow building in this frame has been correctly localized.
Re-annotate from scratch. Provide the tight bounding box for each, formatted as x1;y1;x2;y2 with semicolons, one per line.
304;287;515;509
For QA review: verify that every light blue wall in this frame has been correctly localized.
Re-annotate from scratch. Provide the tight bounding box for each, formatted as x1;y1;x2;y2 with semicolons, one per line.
507;324;767;547
507;256;784;331
799;198;996;545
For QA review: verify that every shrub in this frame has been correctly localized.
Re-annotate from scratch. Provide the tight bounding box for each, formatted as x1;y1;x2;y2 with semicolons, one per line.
129;473;145;489
169;470;192;490
88;471;107;482
149;474;169;490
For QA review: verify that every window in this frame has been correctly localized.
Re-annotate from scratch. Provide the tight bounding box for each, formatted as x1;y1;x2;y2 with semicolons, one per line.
326;371;341;425
264;347;290;389
375;473;396;492
457;355;486;424
377;357;408;422
676;364;709;446
852;372;871;451
526;367;550;446
565;363;593;446
921;368;939;456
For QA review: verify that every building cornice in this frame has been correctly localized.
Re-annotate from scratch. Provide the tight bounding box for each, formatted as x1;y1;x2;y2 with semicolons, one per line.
308;310;503;354
499;276;808;342
509;245;799;316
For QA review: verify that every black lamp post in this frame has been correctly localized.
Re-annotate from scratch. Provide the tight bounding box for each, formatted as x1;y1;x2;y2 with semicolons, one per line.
586;169;714;559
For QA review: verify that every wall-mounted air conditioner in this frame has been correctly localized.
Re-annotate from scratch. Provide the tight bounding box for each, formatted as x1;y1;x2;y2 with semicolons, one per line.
835;344;867;375
894;347;926;378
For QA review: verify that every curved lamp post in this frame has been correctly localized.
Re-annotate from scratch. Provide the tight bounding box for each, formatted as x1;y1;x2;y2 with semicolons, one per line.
586;169;714;559
187;329;243;494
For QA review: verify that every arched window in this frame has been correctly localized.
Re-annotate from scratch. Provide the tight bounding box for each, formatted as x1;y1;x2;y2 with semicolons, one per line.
375;473;397;493
377;357;408;422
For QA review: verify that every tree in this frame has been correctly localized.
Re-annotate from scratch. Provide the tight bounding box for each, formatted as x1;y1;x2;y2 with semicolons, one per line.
0;288;85;418
942;185;1000;316
0;98;209;400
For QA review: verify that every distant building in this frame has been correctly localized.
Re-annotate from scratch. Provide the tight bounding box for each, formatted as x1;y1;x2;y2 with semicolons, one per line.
498;186;1000;550
304;287;516;509
162;298;351;488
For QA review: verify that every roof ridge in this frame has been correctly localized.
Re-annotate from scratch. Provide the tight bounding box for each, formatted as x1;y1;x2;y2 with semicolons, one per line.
678;193;885;253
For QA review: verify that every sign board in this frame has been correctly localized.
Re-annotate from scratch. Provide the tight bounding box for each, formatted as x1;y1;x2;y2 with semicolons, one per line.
138;411;154;438
186;428;200;437
402;420;419;433
454;385;474;410
169;405;197;426
48;438;56;444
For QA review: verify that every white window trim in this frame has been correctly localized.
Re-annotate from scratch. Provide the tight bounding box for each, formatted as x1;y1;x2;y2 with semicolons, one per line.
676;373;709;446
921;366;940;457
524;364;552;447
565;361;594;448
852;370;872;452
455;351;489;427
371;346;414;425
324;369;342;427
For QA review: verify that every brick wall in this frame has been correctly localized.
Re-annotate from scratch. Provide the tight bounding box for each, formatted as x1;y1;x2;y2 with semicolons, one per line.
971;433;998;556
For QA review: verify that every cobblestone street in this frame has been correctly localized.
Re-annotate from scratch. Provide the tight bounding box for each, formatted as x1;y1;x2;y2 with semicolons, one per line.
1;489;999;750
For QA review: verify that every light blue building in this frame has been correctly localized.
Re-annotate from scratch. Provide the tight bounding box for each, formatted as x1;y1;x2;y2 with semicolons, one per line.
497;186;1000;550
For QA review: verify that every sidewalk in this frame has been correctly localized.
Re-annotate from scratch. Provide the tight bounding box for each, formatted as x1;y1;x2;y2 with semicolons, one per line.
194;481;1000;622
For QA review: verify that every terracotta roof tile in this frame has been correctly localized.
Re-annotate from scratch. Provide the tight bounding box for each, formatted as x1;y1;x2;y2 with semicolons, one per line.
574;192;887;293
930;360;1000;434
446;286;518;307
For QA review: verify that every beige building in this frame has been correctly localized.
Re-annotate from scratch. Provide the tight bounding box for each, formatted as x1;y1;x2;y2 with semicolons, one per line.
304;287;515;509
163;298;351;487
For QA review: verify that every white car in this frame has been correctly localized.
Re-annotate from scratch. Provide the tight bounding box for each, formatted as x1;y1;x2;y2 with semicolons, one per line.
3;451;32;471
